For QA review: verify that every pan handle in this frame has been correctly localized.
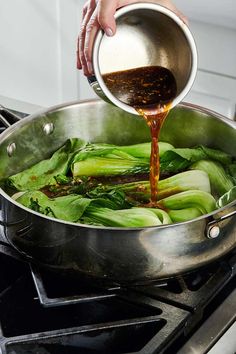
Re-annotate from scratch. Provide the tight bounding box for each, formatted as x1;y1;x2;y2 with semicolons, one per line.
0;104;24;128
206;209;236;239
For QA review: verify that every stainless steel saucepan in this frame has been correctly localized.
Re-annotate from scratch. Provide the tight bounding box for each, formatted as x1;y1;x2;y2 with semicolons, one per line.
0;100;235;284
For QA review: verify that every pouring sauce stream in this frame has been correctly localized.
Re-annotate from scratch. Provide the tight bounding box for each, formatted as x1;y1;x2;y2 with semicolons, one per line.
103;66;177;204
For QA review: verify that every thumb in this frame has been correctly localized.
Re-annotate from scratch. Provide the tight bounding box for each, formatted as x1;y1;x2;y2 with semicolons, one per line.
97;0;119;36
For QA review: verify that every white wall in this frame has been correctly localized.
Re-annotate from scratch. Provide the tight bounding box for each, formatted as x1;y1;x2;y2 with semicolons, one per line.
174;0;236;30
175;0;236;118
184;21;236;118
0;0;235;119
0;0;82;107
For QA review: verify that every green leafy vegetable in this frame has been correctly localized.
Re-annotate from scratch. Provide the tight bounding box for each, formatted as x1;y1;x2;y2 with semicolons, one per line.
71;141;175;177
228;163;236;184
83;206;171;227
168;208;203;222
16;188;130;223
72;141;174;161
160;145;232;174
16;190;171;227
17;191;92;222
7;138;86;191
217;186;236;208
191;160;234;196
117;141;174;158
72;156;149;177
7;138;234;227
89;170;211;203
157;190;216;214
147;208;172;224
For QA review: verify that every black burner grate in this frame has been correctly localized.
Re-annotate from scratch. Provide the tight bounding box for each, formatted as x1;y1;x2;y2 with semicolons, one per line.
0;250;191;354
0;247;235;354
30;264;120;307
132;255;236;314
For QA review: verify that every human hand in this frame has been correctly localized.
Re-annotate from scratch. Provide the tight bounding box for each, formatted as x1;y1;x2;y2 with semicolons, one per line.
77;0;187;76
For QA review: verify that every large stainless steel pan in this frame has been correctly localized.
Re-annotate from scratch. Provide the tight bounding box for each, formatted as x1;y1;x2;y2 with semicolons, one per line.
0;100;235;284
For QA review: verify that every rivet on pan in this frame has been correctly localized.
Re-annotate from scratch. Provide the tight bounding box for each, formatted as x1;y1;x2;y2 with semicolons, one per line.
7;142;16;157
208;225;220;239
43;122;54;135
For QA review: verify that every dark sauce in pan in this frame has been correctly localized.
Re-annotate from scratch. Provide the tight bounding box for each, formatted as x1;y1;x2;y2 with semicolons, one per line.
103;66;177;204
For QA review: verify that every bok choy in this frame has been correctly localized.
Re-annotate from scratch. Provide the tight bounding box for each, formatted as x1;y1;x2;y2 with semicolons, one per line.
71;141;173;177
157;190;216;214
7;138;86;191
190;160;234;196
82;206;172;227
16;189;128;223
6;137;235;228
89;170;211;202
160;145;232;174
15;190;171;226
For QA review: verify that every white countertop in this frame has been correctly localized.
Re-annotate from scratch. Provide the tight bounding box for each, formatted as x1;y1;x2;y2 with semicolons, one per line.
0;95;44;115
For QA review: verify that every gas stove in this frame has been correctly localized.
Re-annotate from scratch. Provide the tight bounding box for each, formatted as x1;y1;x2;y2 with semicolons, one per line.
0;103;235;354
0;231;235;354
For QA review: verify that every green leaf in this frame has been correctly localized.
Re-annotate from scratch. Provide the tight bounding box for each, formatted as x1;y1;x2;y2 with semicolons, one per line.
17;191;92;222
117;141;174;158
217;186;236;208
16;187;129;222
83;206;171;227
148;208;172;224
228;162;236;184
17;190;172;226
160;145;232;175
191;160;234;197
72;157;149;177
157;190;216;214
91;170;211;203
199;145;232;165
168;208;203;222
6;138;86;191
72;141;174;162
71;141;176;177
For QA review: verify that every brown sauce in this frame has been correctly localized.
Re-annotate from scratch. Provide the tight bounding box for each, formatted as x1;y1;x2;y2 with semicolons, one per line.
103;66;177;204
